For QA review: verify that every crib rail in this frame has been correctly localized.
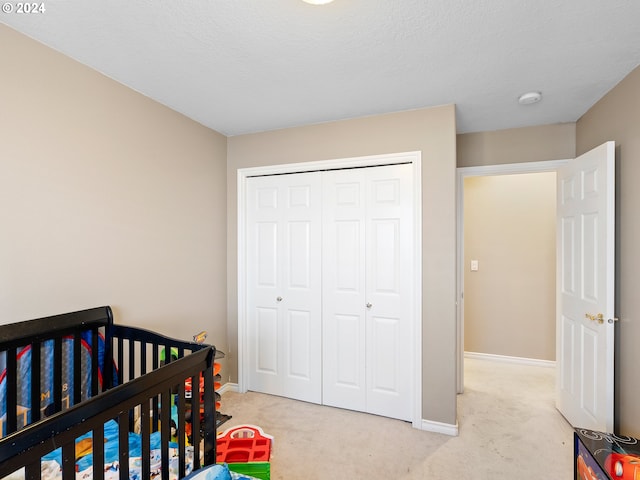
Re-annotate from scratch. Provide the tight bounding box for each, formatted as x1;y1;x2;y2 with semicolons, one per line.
0;306;211;438
0;306;113;347
0;345;217;480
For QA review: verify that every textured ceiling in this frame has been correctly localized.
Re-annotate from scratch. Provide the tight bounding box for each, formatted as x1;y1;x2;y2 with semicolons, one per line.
2;0;640;136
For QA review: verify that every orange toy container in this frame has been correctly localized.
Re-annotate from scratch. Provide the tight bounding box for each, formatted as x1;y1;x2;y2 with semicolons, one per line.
216;425;273;463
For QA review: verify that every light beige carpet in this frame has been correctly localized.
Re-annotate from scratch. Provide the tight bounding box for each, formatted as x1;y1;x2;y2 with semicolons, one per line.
220;358;574;479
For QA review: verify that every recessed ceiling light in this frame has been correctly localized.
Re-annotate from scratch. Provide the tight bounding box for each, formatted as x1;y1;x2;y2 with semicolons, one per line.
518;91;542;105
302;0;335;4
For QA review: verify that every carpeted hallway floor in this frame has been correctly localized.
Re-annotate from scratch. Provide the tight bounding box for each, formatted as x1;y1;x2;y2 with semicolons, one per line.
220;357;574;479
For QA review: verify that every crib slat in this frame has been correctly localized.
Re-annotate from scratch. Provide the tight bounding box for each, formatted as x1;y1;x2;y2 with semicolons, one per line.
203;360;216;466
177;380;186;478
118;412;130;480
160;389;171;480
6;346;17;434
128;338;135;381
152;346;160;429
73;332;82;406
141;399;151;480
140;340;147;375
93;423;105;480
61;442;75;479
117;336;124;384
53;337;63;413
152;396;160;433
153;343;159;370
103;325;114;389
24;461;41;480
191;372;201;471
30;342;41;424
91;329;99;396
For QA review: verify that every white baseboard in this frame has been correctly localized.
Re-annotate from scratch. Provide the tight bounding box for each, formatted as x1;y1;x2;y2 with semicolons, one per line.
219;383;459;437
218;382;239;394
420;419;459;436
464;351;555;368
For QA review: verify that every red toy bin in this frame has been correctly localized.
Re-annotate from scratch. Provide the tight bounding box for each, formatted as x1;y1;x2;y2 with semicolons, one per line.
216;424;273;464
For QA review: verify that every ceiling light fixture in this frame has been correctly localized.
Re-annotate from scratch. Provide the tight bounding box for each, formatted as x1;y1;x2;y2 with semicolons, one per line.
302;0;335;4
518;91;542;105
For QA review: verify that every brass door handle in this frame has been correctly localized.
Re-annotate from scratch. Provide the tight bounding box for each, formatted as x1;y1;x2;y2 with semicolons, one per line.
585;313;604;324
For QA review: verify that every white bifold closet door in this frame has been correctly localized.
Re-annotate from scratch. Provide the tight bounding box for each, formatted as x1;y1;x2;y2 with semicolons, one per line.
246;171;323;404
246;163;413;421
322;163;414;421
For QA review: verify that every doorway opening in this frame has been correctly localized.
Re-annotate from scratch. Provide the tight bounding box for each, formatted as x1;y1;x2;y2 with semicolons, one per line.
456;160;568;393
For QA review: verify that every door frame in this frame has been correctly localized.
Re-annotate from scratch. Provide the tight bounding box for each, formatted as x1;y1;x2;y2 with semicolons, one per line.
455;159;569;393
238;151;423;427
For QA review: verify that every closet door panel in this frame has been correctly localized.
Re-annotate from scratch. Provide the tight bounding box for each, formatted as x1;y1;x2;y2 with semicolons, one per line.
247;173;322;403
322;172;367;410
281;174;322;403
247;179;283;396
365;164;413;421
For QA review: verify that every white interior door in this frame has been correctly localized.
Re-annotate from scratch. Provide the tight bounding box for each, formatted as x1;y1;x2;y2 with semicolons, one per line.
323;164;414;421
556;141;615;431
246;172;322;404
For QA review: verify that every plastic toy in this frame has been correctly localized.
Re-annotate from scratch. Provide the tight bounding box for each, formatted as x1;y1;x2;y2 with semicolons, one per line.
605;452;640;480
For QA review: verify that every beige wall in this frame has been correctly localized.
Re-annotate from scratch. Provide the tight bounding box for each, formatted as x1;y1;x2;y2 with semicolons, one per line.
0;26;229;355
457;123;576;167
463;173;556;361
227;106;458;426
576;65;640;437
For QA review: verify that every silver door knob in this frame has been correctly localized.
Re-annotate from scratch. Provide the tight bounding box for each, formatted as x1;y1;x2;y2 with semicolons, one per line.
608;317;619;324
277;296;283;302
366;303;372;309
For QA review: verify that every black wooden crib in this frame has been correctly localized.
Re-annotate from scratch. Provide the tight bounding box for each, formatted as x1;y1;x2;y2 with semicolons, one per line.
0;306;217;480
